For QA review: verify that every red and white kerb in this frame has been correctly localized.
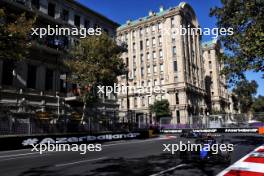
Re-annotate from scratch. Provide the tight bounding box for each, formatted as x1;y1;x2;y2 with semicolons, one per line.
217;145;264;176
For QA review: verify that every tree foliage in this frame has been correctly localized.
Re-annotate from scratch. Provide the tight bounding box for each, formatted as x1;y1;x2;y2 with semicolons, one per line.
0;8;35;60
210;0;264;83
232;79;258;113
149;99;171;120
64;33;126;105
251;96;264;113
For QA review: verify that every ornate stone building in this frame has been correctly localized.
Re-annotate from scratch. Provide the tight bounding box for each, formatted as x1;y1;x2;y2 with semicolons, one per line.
116;2;207;124
0;0;118;120
202;39;230;114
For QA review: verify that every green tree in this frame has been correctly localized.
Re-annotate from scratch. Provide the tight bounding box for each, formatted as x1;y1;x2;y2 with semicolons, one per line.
232;79;258;113
0;8;35;61
210;0;264;83
251;96;264;112
251;96;264;122
149;99;171;121
64;33;126;122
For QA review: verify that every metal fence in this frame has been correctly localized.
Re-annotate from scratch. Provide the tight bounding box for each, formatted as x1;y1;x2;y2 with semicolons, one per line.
160;113;264;129
0;112;150;135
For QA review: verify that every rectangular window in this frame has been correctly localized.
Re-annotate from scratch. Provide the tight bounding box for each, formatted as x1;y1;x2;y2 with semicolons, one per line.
146;27;150;34
133;42;136;51
153;51;157;59
176;93;179;104
27;64;37;89
147;52;150;60
153;65;157;73
141;96;145;106
140;41;143;50
74;15;81;27
209;61;212;69
154;79;158;86
2;60;14;86
152;25;156;32
160;64;164;72
140;54;144;63
134;97;137;107
141;67;144;76
146;39;149;47
158;23;162;30
161;78;164;85
152;37;156;46
45;68;53;91
61;9;69;21
133;56;136;66
147;66;151;74
171;17;175;28
48;3;56;17
132;31;136;39
177;110;180;123
126;57;129;67
173;46;176;56
159;49;163;58
173;61;178;72
158;36;162;45
140;28;143;36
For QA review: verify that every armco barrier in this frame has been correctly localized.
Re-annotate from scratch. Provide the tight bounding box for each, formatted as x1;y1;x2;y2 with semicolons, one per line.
160;127;263;134
0;131;149;151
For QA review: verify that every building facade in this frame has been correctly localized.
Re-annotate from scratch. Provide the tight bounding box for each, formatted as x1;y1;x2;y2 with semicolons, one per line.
0;0;118;121
116;2;207;125
202;39;230;114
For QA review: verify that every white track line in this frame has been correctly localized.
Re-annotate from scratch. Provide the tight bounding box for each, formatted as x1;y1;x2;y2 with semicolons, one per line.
55;157;107;167
0;152;40;158
149;164;187;176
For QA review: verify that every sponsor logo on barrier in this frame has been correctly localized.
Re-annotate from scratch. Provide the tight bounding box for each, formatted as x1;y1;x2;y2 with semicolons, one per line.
22;133;141;146
161;128;259;134
162;130;183;133
193;129;217;133
224;128;258;133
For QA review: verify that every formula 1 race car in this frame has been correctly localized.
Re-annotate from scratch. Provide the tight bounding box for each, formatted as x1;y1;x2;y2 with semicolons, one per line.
180;131;202;138
179;135;232;164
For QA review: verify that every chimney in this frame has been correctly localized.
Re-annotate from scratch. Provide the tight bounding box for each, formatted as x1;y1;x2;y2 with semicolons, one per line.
159;5;164;12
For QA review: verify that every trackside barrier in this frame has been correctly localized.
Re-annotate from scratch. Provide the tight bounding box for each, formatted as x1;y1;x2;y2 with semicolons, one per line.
0;131;149;151
160;127;264;134
217;145;264;175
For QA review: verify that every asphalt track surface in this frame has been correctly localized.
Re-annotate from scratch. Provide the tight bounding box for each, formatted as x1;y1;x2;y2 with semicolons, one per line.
0;134;263;176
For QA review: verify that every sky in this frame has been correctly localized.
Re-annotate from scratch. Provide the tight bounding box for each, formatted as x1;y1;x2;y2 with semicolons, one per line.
77;0;264;96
